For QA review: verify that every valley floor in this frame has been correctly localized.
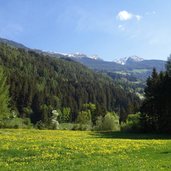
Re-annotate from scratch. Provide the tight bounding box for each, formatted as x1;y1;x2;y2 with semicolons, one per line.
0;129;171;171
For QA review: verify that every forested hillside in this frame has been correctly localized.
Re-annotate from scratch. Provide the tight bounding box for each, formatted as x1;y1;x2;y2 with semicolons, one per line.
0;43;140;127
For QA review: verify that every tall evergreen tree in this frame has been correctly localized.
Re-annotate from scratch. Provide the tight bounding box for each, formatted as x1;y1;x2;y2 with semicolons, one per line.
0;66;10;121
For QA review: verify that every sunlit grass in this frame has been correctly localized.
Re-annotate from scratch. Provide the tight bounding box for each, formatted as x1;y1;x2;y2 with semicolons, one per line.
0;129;171;170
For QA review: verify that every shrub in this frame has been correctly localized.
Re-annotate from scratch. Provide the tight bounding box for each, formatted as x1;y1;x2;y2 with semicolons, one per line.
77;110;92;125
94;116;103;131
1;117;32;129
75;110;92;130
49;110;60;130
121;113;141;132
59;107;71;123
102;112;120;131
94;112;120;131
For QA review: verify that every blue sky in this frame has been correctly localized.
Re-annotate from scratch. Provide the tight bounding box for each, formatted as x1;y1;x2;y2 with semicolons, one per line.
0;0;170;61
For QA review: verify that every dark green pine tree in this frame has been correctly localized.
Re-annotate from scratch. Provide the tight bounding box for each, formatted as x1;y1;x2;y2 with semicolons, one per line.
162;57;171;132
140;68;160;132
0;67;10;121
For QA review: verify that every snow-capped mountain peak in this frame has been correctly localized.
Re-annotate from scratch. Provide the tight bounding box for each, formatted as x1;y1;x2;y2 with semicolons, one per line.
89;55;102;60
114;56;144;65
65;53;87;58
40;50;103;61
114;57;129;65
62;53;102;60
128;56;144;62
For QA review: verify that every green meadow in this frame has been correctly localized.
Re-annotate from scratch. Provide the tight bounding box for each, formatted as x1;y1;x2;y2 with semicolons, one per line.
0;129;171;171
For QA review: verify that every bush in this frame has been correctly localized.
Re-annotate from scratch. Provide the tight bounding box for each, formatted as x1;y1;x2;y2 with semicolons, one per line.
74;110;92;130
1;117;33;129
59;107;71;123
94;116;103;131
49;110;60;130
94;112;120;131
77;110;92;125
121;113;141;132
102;112;120;131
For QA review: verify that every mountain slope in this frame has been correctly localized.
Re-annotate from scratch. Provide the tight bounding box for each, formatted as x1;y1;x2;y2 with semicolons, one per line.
70;56;125;71
72;55;165;73
125;58;165;71
68;55;165;81
0;43;140;124
58;54;165;80
114;56;144;65
0;38;29;50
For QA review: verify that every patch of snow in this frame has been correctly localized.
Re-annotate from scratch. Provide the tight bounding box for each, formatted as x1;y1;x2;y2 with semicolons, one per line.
114;56;144;65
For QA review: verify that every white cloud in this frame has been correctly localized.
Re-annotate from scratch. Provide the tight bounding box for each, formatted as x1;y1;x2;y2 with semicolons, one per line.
118;25;125;31
117;10;142;21
117;11;133;21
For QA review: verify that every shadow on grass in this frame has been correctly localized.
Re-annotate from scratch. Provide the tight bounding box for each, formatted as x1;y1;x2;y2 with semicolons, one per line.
91;131;171;140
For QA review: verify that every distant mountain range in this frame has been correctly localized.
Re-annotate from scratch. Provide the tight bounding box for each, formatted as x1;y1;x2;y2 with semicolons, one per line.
64;54;165;72
63;54;166;82
0;37;166;80
114;56;144;65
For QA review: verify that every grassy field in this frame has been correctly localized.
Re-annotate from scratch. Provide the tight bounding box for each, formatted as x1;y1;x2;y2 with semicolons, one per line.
0;130;171;171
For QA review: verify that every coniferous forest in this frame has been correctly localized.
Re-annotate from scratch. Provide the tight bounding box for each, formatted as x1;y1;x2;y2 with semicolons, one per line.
140;56;171;133
0;43;140;129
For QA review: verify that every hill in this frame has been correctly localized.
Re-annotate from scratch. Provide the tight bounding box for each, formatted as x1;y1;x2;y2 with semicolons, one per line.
0;37;29;50
0;43;140;125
